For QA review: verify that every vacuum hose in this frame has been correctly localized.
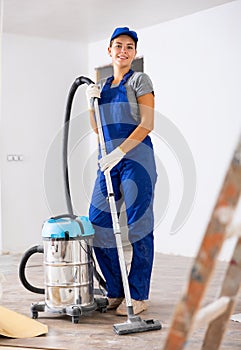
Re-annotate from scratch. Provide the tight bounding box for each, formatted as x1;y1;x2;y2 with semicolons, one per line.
19;76;106;294
19;245;45;294
63;76;106;292
63;76;94;214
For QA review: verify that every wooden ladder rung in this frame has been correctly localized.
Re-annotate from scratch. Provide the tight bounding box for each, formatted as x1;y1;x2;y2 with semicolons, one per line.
226;223;241;238
193;296;230;330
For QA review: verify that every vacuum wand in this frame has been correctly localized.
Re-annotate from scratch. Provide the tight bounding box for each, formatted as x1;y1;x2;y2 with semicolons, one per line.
94;98;133;311
93;97;162;335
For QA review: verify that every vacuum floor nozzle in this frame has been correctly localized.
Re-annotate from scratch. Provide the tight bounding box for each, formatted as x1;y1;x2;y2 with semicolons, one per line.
113;316;162;335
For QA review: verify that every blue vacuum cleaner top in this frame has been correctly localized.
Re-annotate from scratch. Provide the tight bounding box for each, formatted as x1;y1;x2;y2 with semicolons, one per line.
42;216;94;239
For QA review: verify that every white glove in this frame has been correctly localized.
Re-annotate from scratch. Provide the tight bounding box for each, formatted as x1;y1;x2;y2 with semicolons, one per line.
86;84;100;110
99;147;126;172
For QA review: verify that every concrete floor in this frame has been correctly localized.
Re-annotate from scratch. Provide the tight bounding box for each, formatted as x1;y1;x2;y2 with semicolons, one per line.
0;252;241;350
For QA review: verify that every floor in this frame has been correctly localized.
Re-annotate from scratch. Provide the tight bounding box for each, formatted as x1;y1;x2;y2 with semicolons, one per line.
0;252;241;350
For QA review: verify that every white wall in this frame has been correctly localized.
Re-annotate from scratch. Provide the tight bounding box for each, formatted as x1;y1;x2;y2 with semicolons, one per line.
88;1;241;259
0;34;88;253
1;1;240;258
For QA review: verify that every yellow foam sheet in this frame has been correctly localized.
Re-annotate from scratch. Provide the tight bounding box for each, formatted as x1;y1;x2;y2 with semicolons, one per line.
0;306;48;338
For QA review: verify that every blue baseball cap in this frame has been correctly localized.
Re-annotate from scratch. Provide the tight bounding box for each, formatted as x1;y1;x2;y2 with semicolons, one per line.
110;27;138;44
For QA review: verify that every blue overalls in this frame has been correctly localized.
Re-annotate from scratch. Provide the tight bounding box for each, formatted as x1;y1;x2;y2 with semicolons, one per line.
89;69;157;300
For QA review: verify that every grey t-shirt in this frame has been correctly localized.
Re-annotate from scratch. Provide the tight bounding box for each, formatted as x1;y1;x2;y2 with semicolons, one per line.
99;72;154;123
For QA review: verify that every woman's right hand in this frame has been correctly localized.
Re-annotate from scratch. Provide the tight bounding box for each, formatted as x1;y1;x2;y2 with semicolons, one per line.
85;84;100;110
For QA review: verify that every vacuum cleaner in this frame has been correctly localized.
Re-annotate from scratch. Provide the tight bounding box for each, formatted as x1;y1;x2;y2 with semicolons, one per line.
19;76;108;324
19;76;162;335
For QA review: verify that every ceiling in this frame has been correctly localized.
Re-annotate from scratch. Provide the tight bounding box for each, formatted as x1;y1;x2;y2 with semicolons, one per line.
2;0;235;43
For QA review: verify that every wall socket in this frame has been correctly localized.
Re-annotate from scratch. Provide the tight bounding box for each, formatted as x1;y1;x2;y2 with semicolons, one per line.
7;155;23;161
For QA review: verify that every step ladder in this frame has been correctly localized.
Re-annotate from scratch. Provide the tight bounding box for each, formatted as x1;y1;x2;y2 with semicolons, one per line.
163;134;241;350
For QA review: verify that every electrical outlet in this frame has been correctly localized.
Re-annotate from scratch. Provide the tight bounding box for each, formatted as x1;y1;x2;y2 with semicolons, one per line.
7;154;23;161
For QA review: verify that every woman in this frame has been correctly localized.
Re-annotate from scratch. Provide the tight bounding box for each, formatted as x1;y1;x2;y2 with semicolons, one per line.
86;27;157;316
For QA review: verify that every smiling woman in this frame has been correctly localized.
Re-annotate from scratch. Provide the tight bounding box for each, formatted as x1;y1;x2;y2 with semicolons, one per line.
85;27;157;317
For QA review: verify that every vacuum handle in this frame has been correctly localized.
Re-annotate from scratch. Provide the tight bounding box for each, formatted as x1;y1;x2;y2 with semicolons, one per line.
51;214;85;235
19;245;45;294
51;213;77;220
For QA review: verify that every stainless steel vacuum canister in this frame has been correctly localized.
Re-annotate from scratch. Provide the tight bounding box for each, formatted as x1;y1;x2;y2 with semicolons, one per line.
41;216;95;311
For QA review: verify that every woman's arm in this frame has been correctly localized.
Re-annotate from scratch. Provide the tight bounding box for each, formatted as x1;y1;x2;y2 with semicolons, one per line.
119;92;154;154
95;92;154;172
89;109;98;134
89;92;154;153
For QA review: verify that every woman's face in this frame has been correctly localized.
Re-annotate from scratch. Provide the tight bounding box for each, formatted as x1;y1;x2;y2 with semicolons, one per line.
108;35;137;69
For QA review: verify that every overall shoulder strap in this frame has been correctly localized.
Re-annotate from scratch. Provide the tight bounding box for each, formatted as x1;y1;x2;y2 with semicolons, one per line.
121;69;134;85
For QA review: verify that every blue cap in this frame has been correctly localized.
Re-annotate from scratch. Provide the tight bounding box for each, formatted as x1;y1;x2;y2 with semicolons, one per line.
110;27;138;44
